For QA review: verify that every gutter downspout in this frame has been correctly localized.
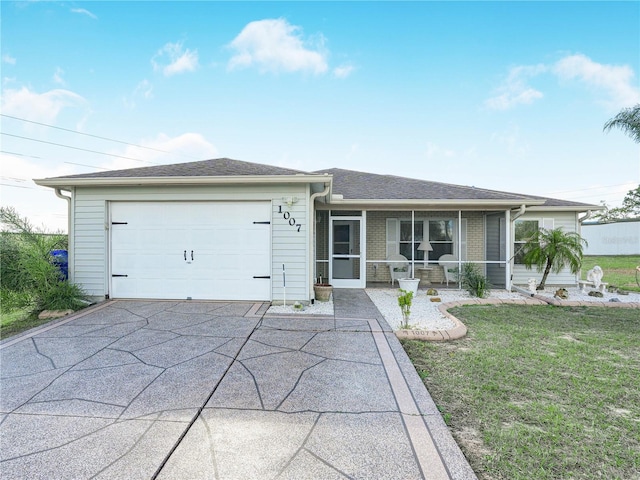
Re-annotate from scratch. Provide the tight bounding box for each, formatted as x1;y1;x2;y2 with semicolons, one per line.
507;204;526;291
309;183;331;300
55;188;72;281
511;204;526;222
579;210;593;224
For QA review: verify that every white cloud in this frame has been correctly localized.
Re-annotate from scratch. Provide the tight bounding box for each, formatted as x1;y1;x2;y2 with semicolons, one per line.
333;63;355;79
0;86;87;124
425;142;455;159
485;64;546;111
552;53;640;108
490;125;530;158
53;67;65;86
103;132;218;171
152;41;199;77
70;8;97;20
228;18;328;75
123;79;153;110
486;54;640;111
2;54;16;65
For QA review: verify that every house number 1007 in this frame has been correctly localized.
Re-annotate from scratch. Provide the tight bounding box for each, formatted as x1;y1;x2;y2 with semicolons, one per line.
278;205;301;232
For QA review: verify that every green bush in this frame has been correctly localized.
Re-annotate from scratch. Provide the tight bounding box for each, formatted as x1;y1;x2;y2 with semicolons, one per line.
1;206;88;313
460;263;491;298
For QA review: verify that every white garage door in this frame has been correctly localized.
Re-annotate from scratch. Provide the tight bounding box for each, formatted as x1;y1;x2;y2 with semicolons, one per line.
110;202;271;300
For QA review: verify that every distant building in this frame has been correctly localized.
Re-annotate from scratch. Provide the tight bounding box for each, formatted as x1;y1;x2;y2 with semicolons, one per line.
582;219;640;256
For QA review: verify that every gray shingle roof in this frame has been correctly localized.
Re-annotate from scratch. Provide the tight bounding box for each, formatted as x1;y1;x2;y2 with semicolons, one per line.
42;158;595;208
60;158;308;179
313;168;594;207
313;168;529;201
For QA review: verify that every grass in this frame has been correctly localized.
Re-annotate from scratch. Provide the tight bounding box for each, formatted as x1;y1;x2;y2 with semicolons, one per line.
402;305;640;480
0;306;54;339
582;255;640;292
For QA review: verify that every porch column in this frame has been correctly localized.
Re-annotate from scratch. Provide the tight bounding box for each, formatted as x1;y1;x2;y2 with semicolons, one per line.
411;209;415;276
505;208;512;290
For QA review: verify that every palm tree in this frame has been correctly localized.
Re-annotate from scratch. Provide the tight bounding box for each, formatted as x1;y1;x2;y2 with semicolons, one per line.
521;228;587;290
603;104;640;143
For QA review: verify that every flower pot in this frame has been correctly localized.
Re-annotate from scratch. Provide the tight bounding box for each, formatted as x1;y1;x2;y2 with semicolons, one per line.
314;284;333;302
398;278;420;295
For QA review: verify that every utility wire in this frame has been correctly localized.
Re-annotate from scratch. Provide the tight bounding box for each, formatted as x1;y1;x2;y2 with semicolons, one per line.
0;183;38;190
547;182;637;195
1;132;156;164
0;150;41;159
64;161;111;171
1;113;200;160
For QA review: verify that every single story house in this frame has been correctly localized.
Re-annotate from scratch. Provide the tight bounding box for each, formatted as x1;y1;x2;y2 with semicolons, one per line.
35;158;597;303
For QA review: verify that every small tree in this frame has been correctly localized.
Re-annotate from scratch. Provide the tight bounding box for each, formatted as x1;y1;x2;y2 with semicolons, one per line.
594;185;640;221
397;289;414;328
521;227;587;290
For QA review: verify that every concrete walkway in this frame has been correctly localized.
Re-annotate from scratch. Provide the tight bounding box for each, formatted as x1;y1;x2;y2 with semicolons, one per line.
0;293;475;479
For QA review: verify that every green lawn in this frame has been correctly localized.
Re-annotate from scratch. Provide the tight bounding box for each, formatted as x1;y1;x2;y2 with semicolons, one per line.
0;307;52;339
402;305;640;480
582;255;640;292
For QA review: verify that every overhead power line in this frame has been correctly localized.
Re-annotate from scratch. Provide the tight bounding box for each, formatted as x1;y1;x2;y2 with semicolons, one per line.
1;132;156;164
1;113;200;160
0;150;41;159
64;161;110;171
547;182;637;195
0;183;37;190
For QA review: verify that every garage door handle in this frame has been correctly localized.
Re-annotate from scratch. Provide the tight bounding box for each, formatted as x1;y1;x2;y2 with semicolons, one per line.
253;276;271;279
191;250;194;261
184;250;187;261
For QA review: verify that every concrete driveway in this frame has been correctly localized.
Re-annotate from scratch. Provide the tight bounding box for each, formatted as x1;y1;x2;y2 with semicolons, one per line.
0;293;476;479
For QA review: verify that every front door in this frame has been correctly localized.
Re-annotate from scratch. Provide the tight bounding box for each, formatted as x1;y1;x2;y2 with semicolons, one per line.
330;217;364;288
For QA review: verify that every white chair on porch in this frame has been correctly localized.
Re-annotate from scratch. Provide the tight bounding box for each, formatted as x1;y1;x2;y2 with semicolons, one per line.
438;254;459;286
386;254;410;286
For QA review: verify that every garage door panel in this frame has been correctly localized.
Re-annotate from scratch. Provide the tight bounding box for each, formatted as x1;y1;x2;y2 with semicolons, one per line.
110;201;271;300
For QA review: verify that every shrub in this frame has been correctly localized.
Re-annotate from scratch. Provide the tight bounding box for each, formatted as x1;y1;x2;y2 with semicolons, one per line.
460;263;491;298
1;207;88;312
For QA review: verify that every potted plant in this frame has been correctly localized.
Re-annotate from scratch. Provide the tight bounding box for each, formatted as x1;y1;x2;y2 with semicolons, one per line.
398;277;420;295
313;276;333;302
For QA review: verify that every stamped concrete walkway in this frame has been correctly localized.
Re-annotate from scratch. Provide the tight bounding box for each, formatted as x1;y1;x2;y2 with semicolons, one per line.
0;292;475;479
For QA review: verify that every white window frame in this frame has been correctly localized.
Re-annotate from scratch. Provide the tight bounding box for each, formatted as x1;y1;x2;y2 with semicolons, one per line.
513;217;554;265
387;217;466;264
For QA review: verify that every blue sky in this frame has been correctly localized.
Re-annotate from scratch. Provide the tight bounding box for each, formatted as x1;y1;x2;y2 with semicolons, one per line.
2;1;639;232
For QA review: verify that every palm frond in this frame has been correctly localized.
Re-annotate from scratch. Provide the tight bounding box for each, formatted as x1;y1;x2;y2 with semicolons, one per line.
603;104;640;143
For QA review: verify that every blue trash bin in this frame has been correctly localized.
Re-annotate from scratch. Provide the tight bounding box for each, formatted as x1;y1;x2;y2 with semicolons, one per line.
50;249;68;280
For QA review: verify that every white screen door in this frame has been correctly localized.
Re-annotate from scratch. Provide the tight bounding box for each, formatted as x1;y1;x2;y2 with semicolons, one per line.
330;217;364;288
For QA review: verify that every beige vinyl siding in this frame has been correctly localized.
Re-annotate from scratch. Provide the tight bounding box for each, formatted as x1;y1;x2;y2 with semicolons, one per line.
511;212;580;286
272;199;308;302
72;184;308;301
72;198;106;297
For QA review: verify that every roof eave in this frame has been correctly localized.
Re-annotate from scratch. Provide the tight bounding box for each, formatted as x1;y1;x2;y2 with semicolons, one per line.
322;198;547;210
525;204;602;212
34;174;331;188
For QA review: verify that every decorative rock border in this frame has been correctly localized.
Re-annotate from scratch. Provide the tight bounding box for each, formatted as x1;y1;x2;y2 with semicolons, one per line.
395;294;640;342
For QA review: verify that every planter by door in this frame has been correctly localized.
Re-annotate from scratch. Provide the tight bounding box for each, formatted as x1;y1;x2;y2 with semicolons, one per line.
398;278;420;295
314;284;333;302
